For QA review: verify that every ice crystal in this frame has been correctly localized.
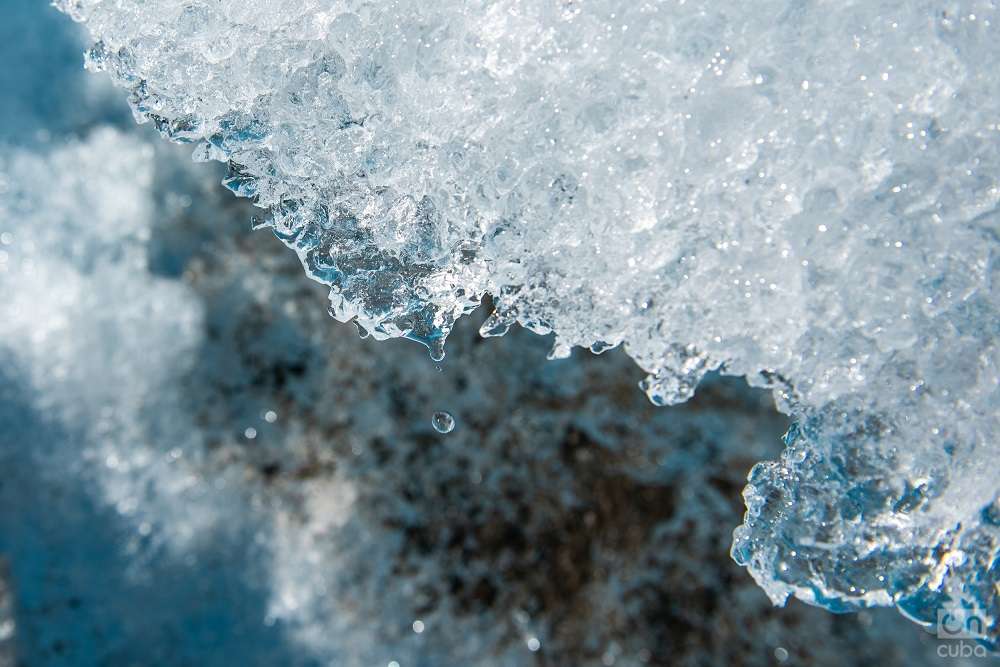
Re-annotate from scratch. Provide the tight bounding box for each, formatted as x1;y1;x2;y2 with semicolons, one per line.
54;0;1000;644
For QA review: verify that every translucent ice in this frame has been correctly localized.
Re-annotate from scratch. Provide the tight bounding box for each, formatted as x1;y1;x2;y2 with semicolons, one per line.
2;124;943;663
55;0;1000;644
0;15;970;657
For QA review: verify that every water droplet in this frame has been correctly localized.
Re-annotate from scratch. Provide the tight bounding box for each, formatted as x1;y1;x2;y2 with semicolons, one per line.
431;411;455;434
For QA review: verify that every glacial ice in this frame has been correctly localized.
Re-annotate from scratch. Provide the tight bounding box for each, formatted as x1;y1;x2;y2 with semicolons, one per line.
54;0;1000;647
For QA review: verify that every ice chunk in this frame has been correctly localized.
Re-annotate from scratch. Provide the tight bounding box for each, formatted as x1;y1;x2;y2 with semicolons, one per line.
2;131;943;661
732;405;1000;649
0;83;960;666
55;0;1000;643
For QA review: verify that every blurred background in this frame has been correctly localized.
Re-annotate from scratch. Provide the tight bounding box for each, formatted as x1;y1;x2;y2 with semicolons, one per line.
0;2;974;665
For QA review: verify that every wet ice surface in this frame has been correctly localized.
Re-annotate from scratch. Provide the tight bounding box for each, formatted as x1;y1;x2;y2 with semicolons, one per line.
0;0;995;659
0;13;963;658
0;123;955;662
50;0;1000;645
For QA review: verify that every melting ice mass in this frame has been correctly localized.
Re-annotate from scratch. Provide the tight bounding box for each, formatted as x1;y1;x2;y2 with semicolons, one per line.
55;0;1000;646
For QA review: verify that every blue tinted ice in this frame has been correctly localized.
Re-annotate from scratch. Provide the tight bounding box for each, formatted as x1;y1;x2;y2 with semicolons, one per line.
54;0;1000;645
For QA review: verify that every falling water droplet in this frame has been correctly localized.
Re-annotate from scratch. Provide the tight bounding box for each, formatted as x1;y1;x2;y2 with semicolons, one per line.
428;339;446;362
431;411;455;434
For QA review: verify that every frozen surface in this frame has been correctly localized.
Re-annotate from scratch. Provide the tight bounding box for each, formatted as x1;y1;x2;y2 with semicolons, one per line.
0;125;952;665
0;10;963;659
52;0;1000;643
